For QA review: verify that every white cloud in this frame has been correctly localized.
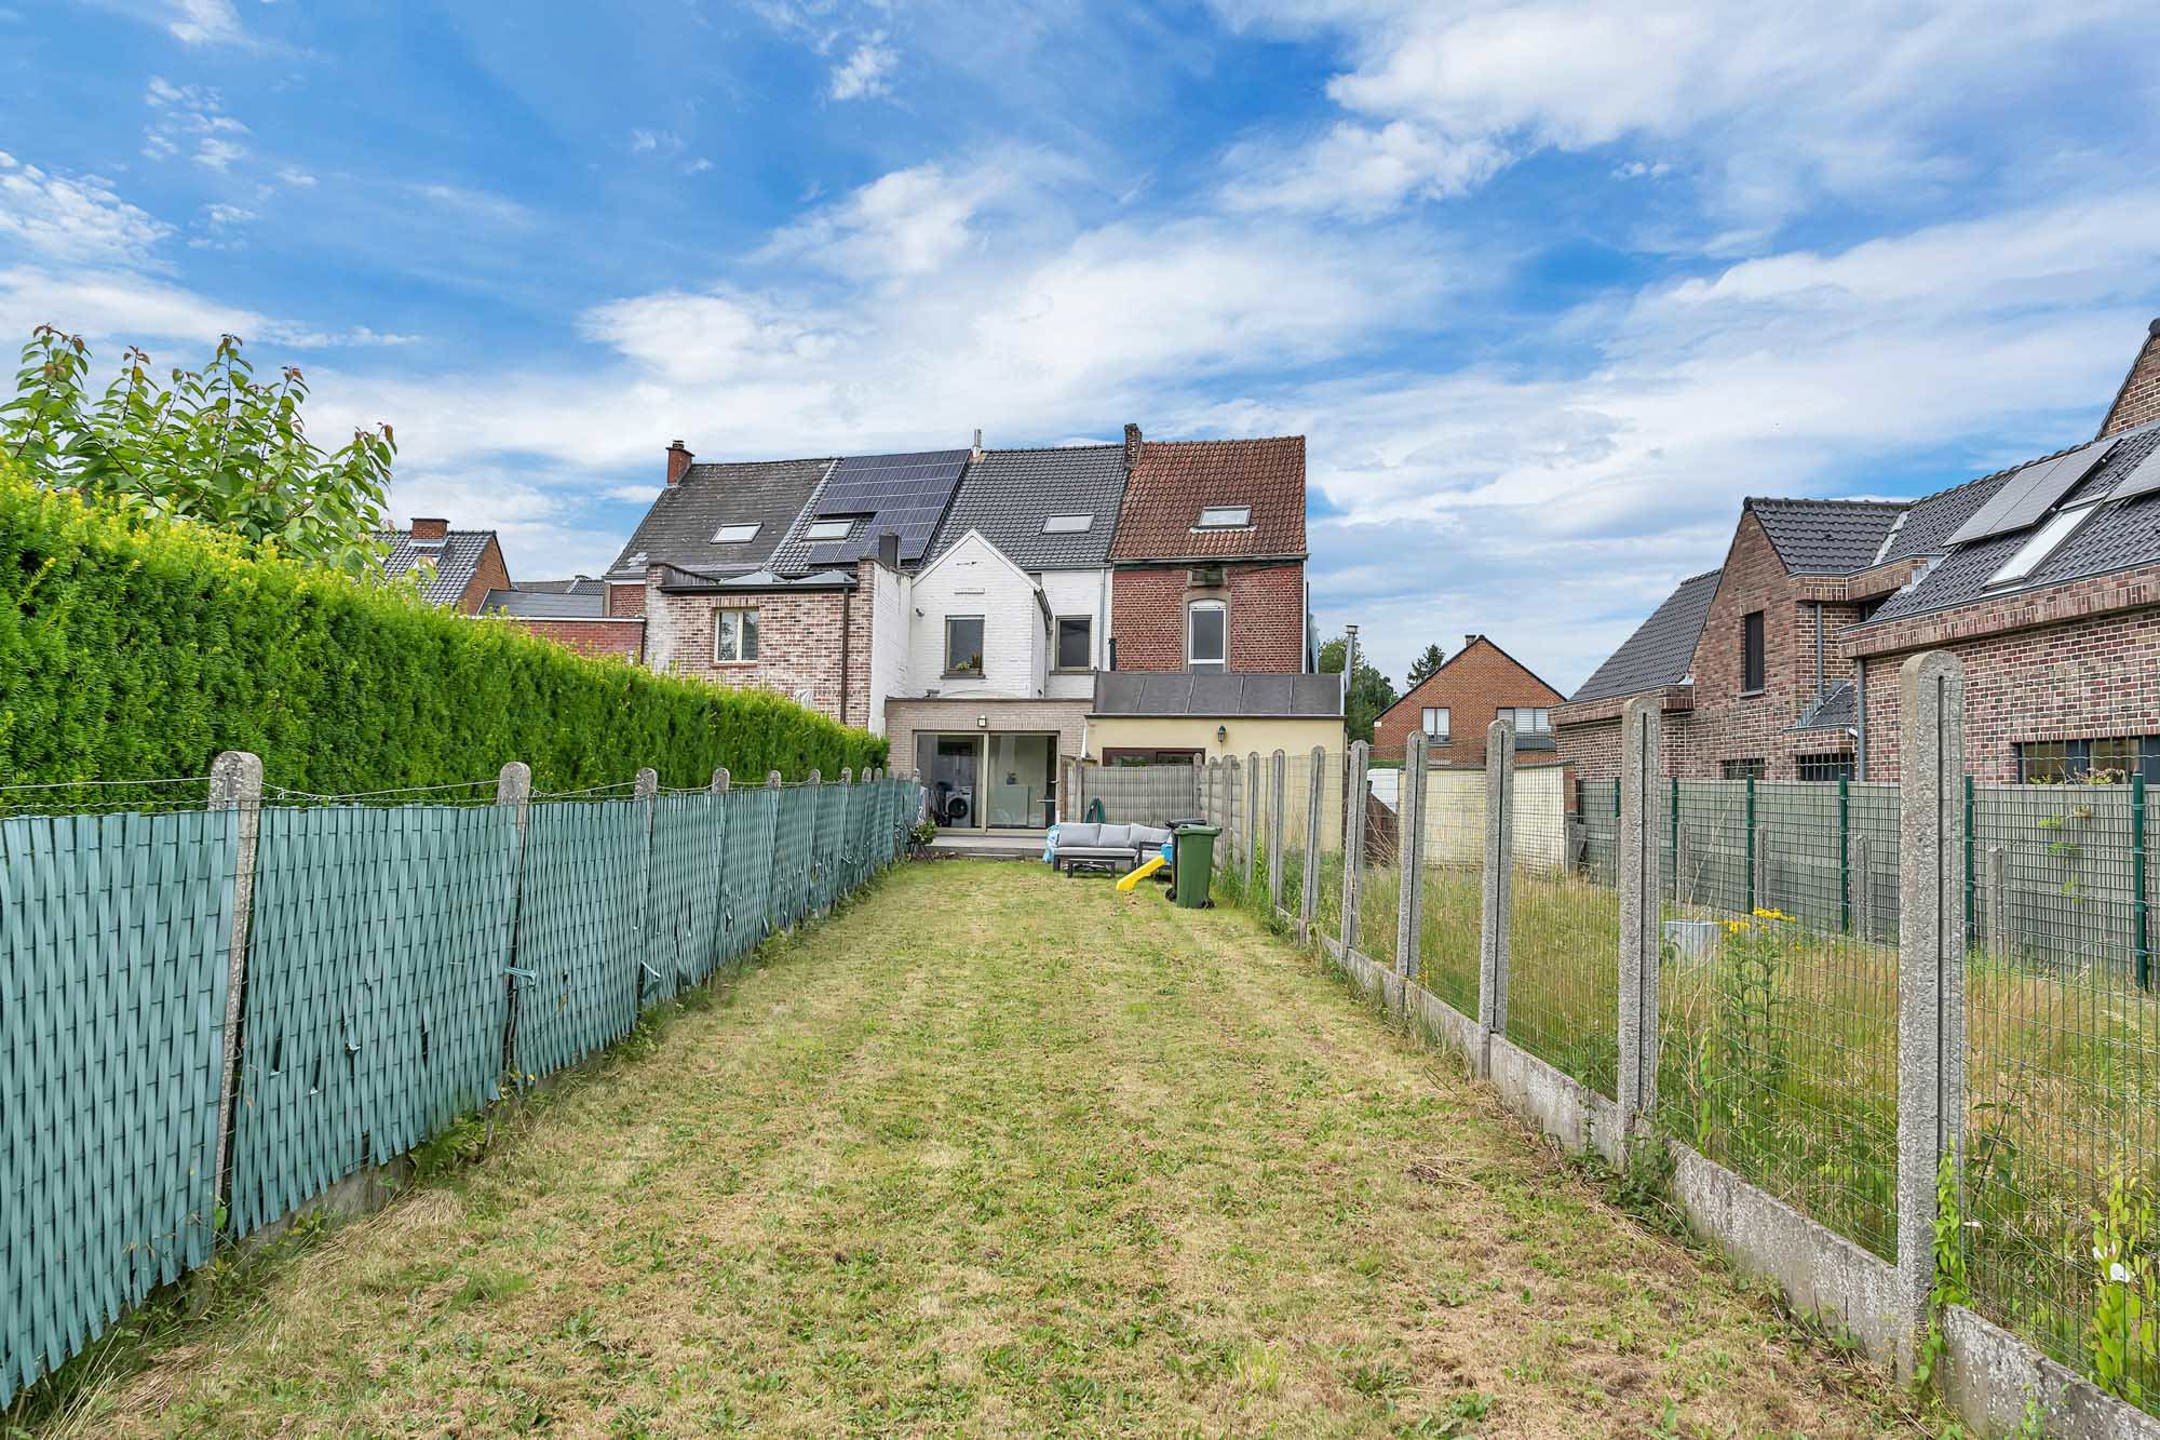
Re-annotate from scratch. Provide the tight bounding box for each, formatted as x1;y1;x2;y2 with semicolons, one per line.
143;77;251;171
829;34;897;100
167;0;242;45
0;265;266;346
1223;119;1506;217
766;162;1010;279
411;183;531;228
0;152;172;265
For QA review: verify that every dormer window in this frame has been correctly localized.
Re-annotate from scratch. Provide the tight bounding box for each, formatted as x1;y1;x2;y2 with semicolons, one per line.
804;518;855;542
1987;502;2100;589
1196;506;1252;530
1042;514;1093;534
713;523;760;544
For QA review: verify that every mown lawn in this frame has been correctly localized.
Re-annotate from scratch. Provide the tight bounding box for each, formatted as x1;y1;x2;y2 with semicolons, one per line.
38;861;1918;1438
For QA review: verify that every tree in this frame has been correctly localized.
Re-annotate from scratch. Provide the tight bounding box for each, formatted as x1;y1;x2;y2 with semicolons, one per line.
1406;642;1447;688
1317;631;1398;745
2;326;396;576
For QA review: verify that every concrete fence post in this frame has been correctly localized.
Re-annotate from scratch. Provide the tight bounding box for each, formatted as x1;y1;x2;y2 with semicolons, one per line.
1477;719;1516;1066
1395;733;1428;982
1245;749;1261;897
633;767;660;1001
495;761;534;1079
1895;650;1967;1380
1617;699;1663;1131
1341;741;1370;954
207;749;264;1215
1300;744;1325;943
1268;749;1288;916
1752;821;1771;915
711;767;730;794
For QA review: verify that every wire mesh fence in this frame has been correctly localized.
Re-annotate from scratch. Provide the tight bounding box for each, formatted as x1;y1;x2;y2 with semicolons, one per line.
0;769;917;1410
1506;766;1621;1097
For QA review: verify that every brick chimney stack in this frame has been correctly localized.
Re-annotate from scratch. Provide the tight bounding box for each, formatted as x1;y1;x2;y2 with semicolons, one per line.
1123;422;1143;471
666;439;694;487
410;517;448;541
2099;318;2160;439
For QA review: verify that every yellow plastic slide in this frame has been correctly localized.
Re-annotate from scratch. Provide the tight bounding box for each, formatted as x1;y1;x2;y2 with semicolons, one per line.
1115;854;1168;891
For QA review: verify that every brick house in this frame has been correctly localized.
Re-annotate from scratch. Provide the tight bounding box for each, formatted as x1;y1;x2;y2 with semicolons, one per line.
1106;426;1310;674
1371;635;1566;767
480;579;647;661
380;518;510;615
1558;317;2160;785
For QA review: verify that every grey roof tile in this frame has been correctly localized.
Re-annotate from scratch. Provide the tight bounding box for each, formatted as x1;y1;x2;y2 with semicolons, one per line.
926;445;1128;570
1092;670;1343;718
606;457;833;577
1747;499;1904;574
1792;681;1856;732
482;588;607;618
1568;569;1722;705
516;577;606;596
379;528;496;607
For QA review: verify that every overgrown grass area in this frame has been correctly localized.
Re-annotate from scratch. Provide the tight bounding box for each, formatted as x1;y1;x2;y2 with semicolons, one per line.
27;861;1921;1438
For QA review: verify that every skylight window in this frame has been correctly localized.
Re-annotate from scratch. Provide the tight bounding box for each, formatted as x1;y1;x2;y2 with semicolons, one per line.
713;523;760;544
1196;506;1252;529
1042;514;1093;534
804;518;856;542
1987;502;2099;589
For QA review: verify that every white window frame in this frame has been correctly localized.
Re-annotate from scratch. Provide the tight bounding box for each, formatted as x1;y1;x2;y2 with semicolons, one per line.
713;606;759;664
1988;502;2100;588
1054;615;1093;672
1422;706;1450;741
1507;707;1551;735
804;518;854;542
1187;599;1227;670
712;522;760;544
1195;505;1252;530
945;615;985;675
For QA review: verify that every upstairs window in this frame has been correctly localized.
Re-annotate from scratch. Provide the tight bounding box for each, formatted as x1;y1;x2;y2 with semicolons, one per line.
1196;506;1252;529
1421;707;1450;741
712;523;760;544
1188;599;1227;672
1741;610;1766;693
1989;502;2099;589
945;616;985;675
1042;514;1093;534
804;518;855;542
1505;707;1552;735
1055;616;1092;671
714;607;759;663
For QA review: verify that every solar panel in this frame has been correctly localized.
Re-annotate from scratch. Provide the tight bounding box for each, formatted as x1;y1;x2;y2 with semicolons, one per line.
793;449;971;566
2107;440;2160;503
1946;439;2115;547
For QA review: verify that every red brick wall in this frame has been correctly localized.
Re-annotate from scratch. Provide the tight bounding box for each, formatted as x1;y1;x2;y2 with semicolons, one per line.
1555;711;1701;783
456;538;513;616
1855;595;2160;783
609;582;646;618
507;618;646;661
1371;637;1564;764
1111;561;1305;672
642;561;874;729
2102;328;2160;437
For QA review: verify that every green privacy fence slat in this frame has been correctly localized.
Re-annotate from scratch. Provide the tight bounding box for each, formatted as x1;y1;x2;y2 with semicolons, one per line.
720;786;776;961
510;800;647;1079
230;805;517;1237
644;794;727;1001
1;810;236;1408
770;787;818;932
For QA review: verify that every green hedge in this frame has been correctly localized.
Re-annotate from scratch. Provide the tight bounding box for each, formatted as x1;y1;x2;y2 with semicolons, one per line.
0;463;885;792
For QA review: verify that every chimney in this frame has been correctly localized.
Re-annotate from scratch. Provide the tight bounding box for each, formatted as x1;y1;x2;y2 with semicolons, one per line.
1123;422;1143;471
1464;633;1481;651
410;517;448;541
2099;318;2160;439
876;531;901;570
970;427;984;461
665;439;694;487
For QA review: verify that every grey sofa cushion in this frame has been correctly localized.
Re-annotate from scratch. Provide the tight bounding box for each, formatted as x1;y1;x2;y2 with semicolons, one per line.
1095;824;1133;847
1130;826;1172;849
1057;822;1101;847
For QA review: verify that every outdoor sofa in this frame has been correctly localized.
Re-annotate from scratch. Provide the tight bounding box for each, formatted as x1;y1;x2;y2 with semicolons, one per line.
1049;822;1173;876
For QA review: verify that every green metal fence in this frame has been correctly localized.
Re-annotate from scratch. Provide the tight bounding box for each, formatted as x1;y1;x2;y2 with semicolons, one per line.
0;771;917;1410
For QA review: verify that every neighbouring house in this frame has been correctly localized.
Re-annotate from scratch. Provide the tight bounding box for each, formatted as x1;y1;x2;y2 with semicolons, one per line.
480;578;646;661
1085;671;1344;767
1558;316;2160;785
1370;634;1566;767
380;517;510;615
1107;426;1311;674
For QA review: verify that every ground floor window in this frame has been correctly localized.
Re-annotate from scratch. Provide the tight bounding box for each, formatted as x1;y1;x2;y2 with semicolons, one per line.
1103;748;1203;766
1720;757;1765;781
2016;736;2160;783
714;606;758;663
1795;752;1855;782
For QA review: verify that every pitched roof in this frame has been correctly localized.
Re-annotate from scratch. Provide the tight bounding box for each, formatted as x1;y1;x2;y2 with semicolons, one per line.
1745;499;1904;574
765;449;972;574
516;577;605;596
1108;435;1306;562
1567;569;1723;705
1375;635;1564;727
606;457;833;577
380;528;497;607
1861;426;2160;627
926;445;1128;570
1092;670;1343;718
482;587;607;619
1792;681;1856;732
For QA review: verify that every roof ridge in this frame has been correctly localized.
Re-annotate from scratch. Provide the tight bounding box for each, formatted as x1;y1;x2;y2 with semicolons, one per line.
1142;434;1304;447
1745;496;1908;510
978;442;1121;455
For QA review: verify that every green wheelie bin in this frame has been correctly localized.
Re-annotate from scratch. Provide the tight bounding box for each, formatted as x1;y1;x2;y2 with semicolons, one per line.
1169;825;1219;908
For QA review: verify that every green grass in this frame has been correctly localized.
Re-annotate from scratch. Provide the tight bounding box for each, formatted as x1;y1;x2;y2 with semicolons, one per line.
26;862;1921;1439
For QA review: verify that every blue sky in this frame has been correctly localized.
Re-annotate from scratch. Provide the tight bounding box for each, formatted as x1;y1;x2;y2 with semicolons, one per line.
3;1;2157;690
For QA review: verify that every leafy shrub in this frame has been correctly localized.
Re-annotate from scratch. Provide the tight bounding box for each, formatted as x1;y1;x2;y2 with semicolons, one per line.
0;458;884;790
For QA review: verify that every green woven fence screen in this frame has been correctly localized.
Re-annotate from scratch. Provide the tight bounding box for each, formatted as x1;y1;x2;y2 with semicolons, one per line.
720;786;777;963
230;804;519;1236
770;787;817;931
510;800;649;1079
645;794;727;1001
2;811;237;1405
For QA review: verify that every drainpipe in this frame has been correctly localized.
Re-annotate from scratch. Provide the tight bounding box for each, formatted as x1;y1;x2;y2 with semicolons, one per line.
1854;655;1868;780
1814;601;1825;699
840;582;853;727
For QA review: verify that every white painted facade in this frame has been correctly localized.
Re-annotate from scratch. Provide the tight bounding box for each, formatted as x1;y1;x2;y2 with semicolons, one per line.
1040;567;1111;702
865;562;908;736
902;531;1047;699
